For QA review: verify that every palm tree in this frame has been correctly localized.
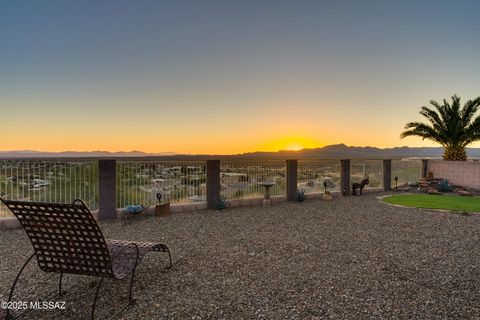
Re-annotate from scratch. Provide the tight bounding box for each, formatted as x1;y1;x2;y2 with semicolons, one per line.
401;95;480;161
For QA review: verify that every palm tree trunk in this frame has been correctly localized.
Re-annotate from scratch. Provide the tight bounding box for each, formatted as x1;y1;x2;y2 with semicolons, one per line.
443;146;467;161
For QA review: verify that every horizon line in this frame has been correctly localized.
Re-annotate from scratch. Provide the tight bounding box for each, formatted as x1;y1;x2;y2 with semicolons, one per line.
0;144;472;157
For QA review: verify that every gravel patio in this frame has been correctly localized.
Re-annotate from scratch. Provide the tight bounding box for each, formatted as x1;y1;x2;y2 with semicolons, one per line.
1;192;480;319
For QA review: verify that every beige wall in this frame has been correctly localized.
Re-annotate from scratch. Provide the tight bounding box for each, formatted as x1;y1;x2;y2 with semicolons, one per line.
428;160;480;190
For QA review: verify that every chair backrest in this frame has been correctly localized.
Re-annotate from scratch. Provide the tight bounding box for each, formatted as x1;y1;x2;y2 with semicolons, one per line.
0;198;114;277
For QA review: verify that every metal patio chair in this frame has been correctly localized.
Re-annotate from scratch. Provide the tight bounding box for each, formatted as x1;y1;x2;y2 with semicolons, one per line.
0;198;172;320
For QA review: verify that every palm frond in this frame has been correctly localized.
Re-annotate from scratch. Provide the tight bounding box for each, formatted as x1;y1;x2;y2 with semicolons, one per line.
402;96;480;153
430;100;449;124
451;95;461;113
419;106;443;128
462;115;480;146
400;123;444;144
461;97;480;124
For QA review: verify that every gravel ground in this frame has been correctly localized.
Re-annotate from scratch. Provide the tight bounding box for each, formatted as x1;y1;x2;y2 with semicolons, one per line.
1;192;480;319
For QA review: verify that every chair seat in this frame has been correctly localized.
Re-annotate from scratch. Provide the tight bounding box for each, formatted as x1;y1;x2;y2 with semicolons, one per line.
106;239;170;279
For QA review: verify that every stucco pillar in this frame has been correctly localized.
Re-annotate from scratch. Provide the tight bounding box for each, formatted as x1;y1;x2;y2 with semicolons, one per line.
383;159;392;191
340;159;351;196
206;160;221;209
98;159;117;220
286;159;298;201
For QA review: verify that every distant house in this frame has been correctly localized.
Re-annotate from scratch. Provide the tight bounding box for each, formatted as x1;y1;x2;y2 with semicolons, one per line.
31;178;49;189
187;195;205;202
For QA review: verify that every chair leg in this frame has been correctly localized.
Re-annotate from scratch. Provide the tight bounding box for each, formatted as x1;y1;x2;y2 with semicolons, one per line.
90;277;104;320
166;249;172;269
154;244;173;269
58;273;64;295
128;244;140;303
5;253;35;320
128;264;138;303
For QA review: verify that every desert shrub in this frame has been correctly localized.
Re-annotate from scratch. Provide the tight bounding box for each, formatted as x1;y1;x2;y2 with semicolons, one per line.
216;195;227;210
437;179;452;192
296;189;306;202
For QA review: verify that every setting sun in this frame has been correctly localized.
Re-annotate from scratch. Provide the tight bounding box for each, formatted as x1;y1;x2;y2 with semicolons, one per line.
286;144;303;151
255;136;322;152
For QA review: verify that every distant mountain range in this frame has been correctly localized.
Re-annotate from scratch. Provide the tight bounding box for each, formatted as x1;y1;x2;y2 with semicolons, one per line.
238;144;480;159
0;150;176;158
1;144;480;159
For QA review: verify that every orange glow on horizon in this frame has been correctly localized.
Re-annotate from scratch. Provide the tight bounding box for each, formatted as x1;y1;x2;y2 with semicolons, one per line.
286;144;304;151
254;136;323;153
5;119;479;155
3;132;468;155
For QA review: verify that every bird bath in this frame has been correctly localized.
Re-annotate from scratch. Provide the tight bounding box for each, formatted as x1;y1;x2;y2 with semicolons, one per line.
259;181;275;206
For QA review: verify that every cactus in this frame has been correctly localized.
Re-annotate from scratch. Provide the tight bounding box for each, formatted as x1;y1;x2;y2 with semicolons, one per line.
296;189;306;202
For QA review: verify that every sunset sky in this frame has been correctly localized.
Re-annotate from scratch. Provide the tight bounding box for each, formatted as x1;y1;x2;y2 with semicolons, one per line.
1;1;480;154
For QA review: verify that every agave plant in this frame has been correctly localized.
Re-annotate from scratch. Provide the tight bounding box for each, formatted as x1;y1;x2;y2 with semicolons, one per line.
401;95;480;161
216;195;227;210
437;179;452;192
296;189;306;202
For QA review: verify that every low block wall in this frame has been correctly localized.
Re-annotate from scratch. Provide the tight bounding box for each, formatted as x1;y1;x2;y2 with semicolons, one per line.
0;189;387;231
427;160;480;189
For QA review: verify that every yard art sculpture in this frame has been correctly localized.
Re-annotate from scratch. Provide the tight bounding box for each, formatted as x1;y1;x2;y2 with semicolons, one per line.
352;177;369;196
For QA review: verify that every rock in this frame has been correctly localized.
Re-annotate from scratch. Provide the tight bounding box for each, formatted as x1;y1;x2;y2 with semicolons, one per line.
458;190;473;196
426;171;434;181
418;180;430;188
322;193;333;201
428;189;442;195
418;181;430;192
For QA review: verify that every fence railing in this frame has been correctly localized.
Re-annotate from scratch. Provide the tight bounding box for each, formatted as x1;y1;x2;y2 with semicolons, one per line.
350;159;384;189
0;158;425;219
391;159;423;187
220;160;286;199
116;161;207;208
0;160;98;217
297;160;341;193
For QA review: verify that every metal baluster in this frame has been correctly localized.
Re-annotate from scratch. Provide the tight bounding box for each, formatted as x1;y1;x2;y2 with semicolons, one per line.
55;162;59;204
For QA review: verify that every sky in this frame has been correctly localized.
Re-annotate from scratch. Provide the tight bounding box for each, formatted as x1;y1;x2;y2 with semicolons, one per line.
1;0;480;154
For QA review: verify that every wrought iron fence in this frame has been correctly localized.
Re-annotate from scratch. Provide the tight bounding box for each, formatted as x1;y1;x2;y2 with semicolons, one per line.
220;160;286;199
0;160;98;217
391;159;422;188
350;160;384;189
0;158;424;219
297;159;341;193
116;161;207;208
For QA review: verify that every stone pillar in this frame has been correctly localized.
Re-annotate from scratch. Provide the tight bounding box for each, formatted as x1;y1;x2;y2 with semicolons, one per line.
421;159;429;179
340;159;351;196
383;159;392;191
286;159;298;201
206;160;221;209
98;159;117;220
